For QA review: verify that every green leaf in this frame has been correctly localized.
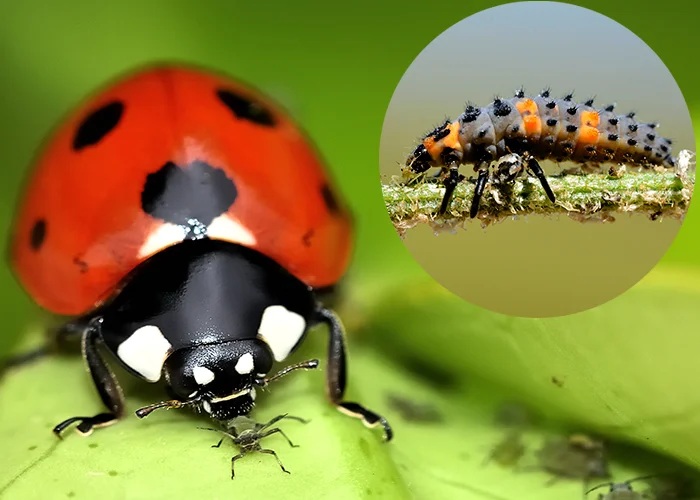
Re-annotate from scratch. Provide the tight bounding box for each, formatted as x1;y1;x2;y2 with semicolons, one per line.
354;264;700;472
0;333;408;500
4;292;698;500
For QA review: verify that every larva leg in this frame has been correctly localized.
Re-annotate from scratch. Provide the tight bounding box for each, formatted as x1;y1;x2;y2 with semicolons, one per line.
469;163;491;219
438;164;465;215
524;155;556;203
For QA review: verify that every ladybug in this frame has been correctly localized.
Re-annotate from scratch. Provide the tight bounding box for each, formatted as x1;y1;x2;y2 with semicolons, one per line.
8;64;392;442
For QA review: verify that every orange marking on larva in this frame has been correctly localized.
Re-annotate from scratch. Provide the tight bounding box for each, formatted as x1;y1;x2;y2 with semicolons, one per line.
423;137;442;161
523;115;542;136
578;126;599;145
516;99;538;116
442;122;462;150
581;110;600;128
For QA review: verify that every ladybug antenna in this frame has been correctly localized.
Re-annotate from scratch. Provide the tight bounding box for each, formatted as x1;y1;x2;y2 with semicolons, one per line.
135;393;204;418
134;359;319;419
257;359;320;387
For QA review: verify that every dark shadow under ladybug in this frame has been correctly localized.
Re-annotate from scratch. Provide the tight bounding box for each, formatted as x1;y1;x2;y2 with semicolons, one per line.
199;413;309;479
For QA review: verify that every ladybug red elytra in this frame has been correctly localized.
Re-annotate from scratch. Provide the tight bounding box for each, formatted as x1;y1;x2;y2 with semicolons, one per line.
8;64;392;441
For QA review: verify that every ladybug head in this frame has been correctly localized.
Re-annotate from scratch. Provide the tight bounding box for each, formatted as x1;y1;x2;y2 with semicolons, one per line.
163;340;274;420
135;339;319;422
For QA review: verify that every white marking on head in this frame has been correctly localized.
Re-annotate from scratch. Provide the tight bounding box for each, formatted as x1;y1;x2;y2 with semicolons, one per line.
235;353;254;375
193;366;216;385
117;325;172;382
250;388;256;401
256;305;306;362
137;223;188;258
202;400;212;413
207;215;257;246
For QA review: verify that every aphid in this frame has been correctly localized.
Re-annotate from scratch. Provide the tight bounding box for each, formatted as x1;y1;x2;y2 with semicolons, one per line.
200;413;309;478
484;429;526;468
536;433;610;484
385;393;443;423
585;475;663;499
403;89;677;217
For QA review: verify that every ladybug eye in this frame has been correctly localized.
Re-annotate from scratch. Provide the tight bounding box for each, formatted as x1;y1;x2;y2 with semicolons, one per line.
30;219;47;251
216;89;275;127
73;101;124;151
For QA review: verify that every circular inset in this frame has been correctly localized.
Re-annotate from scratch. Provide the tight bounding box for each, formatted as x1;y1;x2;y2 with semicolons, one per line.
380;1;695;318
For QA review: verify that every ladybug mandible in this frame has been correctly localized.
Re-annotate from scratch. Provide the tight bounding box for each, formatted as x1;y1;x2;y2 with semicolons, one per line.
9;64;392;442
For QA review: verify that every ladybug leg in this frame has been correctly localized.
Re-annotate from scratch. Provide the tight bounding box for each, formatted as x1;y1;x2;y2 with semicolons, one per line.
437;164;466;215
470;162;491;218
53;318;126;438
525;154;556;203
315;307;393;442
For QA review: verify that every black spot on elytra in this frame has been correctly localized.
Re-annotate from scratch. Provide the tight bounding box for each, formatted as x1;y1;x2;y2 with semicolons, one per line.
545;101;556;109
492;100;512;117
608;134;618;141
72;101;124;151
141;161;237;226
30;219;46;251
302;229;314;247
216;89;275;126
566;125;577;133
627;139;637;146
546;119;557;127
321;184;341;215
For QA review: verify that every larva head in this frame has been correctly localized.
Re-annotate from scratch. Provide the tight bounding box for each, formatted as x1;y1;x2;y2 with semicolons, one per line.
403;120;463;176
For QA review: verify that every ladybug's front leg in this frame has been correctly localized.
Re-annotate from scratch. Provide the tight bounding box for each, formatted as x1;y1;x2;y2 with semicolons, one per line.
315;307;393;442
53;318;126;437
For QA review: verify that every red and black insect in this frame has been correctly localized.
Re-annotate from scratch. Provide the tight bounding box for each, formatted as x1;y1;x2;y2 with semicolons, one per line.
403;89;676;217
6;64;392;442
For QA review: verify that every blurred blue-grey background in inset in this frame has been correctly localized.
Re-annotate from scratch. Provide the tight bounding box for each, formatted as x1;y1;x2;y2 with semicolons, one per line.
380;2;696;317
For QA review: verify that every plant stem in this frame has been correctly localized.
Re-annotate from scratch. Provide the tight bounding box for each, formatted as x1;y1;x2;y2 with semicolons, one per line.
384;162;695;234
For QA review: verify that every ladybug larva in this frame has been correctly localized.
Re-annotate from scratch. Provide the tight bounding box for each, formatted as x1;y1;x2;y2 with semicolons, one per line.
403;88;677;217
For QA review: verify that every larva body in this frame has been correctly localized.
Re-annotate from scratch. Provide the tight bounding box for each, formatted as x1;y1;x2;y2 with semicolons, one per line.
404;89;676;217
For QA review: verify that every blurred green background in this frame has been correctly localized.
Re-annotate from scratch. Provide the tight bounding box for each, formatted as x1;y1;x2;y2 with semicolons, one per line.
1;1;699;499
